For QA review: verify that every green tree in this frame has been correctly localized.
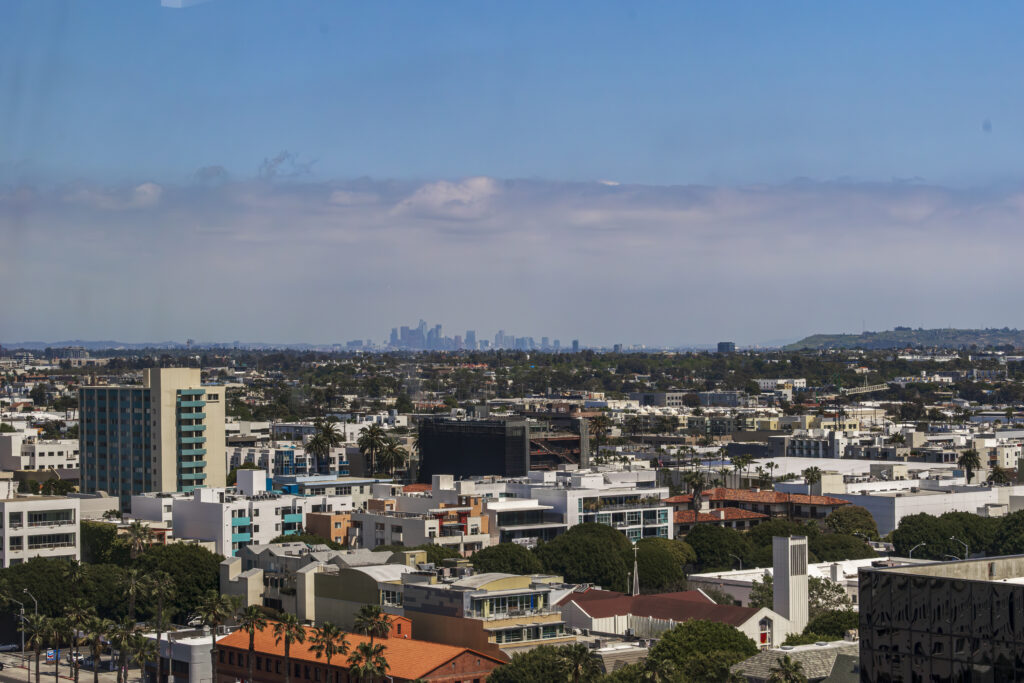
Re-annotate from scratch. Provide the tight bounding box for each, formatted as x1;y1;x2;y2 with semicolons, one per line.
22;612;48;683
309;622;349;683
534;523;632;592
107;617;137;683
801;467;822;495
123;568;145;622
125;521;154;561
353;604;391;646
237;605;268;683
486;645;570;682
824;506;878;540
377;437;409;476
133;543;223;618
646;620;758;676
274;615;308;683
957;449;982;484
682;471;707;512
128;633;157;683
803;610;859;641
82;616;113;683
305;419;343;475
559;643;602;683
808;535;876;562
890;513;961;560
0;422;15;433
146;571;175;683
685;525;752;572
470;543;544;575
197;592;237;683
989;510;1024;556
65;599;95;683
768;654;807;683
749;574;853;619
394;394;414;413
635;537;696;593
988;465;1011;485
357;424;387;475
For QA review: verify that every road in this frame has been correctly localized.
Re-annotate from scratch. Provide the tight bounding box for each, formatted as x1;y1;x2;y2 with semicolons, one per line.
0;653;138;683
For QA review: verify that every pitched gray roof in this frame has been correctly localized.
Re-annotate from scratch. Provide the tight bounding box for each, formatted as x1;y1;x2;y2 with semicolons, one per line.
731;642;858;682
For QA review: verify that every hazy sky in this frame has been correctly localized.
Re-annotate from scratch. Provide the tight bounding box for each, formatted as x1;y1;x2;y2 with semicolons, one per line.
3;1;1024;346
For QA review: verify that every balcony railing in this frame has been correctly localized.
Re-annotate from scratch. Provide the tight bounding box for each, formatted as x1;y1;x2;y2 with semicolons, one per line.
467;608;561;621
27;519;75;528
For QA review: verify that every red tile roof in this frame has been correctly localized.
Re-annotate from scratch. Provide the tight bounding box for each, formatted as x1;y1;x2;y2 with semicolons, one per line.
560;589;759;627
217;622;501;681
402;483;432;493
673;507;769;524
664;488;850;507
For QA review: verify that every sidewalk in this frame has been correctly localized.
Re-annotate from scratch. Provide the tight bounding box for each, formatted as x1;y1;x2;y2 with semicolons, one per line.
0;654;127;683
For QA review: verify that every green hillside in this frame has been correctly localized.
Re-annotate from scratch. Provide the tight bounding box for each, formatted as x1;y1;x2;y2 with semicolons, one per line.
785;328;1024;351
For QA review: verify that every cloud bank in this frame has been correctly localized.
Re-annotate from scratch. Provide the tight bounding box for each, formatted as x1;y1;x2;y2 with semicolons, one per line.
2;175;1023;345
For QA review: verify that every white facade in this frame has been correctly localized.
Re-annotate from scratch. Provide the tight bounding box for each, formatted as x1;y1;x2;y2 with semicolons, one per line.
0;434;79;471
0;496;80;567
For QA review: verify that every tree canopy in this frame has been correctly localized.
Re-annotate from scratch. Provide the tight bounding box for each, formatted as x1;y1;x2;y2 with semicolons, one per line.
646;619;758;676
470;543;544;575
824;505;879;540
534;523;632;592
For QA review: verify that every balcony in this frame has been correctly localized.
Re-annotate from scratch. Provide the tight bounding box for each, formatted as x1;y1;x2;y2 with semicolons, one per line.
282;513;303;524
180;388;205;396
181;472;207;481
179;424;206;432
180;460;207;469
178;413;206;421
179;436;207;445
231;517;252;527
178;400;206;408
231;532;252;543
180;448;207;457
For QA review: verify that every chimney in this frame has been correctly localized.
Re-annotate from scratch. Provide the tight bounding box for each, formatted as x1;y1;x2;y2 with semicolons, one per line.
830;563;841;582
773;536;809;636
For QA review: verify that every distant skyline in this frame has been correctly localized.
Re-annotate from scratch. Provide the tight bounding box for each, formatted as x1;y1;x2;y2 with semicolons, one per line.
3;2;1024;345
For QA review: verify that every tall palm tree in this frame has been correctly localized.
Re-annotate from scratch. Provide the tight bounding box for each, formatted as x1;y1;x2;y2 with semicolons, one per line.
305;419;343;475
682;471;706;513
272;614;307;683
126;521;154;560
802;466;823;495
123;569;145;623
357;424;387;475
146;571;175;683
65;599;96;683
589;414;612;454
236;605;268;683
128;634;157;683
82;617;113;683
765;461;779;488
958;449;982;484
346;642;388;683
308;622;348;683
768;654;807;683
22;612;48;683
107;618;137;683
557;643;601;683
377;438;408;477
353;605;390;647
48;617;74;683
197;592;237;683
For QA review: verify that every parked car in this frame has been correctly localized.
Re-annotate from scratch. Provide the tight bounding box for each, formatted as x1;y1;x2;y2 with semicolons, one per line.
0;644;17;652
66;652;85;664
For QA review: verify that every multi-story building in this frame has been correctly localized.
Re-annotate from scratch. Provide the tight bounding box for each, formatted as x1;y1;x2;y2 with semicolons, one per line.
0;496;80;567
273;474;385;509
0;433;79;471
859;555;1024;681
347;497;491;555
628;392;691;408
130;470;353;556
80;368;227;508
227;444;349;477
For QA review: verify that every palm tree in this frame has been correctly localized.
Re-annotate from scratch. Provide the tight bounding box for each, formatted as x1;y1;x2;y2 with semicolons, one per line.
107;618;137;683
236;605;268;683
557;643;601;683
682;471;706;513
47;617;74;683
765;461;779;488
377;438;408;477
988;465;1011;485
65;599;96;683
353;605;391;647
127;634;157;683
346;642;388;683
958;449;982;484
126;521;154;560
589;414;612;452
357;424;387;475
305;419;343;475
196;591;237;683
145;571;175;683
272;614;307;683
308;622;349;683
22;612;48;683
768;654;807;683
802;466;822;495
82;617;113;683
123;568;145;623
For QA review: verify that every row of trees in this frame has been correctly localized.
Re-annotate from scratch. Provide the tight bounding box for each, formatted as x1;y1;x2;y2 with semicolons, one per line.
890;509;1024;560
302;420;410;477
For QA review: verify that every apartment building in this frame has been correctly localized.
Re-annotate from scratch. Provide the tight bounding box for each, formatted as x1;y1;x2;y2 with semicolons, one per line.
347;496;491;555
80;368;227;508
130;470;353;556
0;433;79;472
0;496;80;567
227;444;349;477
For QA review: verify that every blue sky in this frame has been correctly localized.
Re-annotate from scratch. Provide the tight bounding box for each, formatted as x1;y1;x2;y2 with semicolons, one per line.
2;1;1024;345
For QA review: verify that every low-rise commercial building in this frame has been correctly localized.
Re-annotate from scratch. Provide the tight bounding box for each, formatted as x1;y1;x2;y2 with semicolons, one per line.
0;495;80;567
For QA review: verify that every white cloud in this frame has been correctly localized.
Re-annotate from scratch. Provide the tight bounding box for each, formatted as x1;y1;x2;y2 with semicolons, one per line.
396;176;499;220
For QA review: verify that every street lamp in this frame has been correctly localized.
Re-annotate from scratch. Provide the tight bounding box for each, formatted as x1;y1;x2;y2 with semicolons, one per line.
729;554;743;571
23;588;37;615
950;536;969;560
909;543;925;559
10;597;25;658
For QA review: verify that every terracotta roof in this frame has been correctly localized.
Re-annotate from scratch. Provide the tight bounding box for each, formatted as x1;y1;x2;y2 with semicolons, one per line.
402;483;432;493
217;622;500;681
561;589;759;627
673;507;769;524
664;488;851;507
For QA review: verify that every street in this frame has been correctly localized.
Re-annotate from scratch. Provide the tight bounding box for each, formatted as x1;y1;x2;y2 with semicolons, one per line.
0;653;137;683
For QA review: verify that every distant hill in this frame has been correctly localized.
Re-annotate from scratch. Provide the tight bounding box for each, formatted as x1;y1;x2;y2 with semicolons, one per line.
785;328;1024;351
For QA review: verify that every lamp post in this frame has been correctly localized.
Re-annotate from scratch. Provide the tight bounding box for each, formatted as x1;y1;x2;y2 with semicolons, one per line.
950;536;969;560
23;588;37;615
729;554;743;571
10;597;25;658
909;543;925;559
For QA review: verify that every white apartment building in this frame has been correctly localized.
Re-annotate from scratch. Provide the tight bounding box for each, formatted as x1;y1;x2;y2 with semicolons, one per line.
0;496;80;567
226;444;350;477
0;433;79;471
755;378;807;391
130;470;354;556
